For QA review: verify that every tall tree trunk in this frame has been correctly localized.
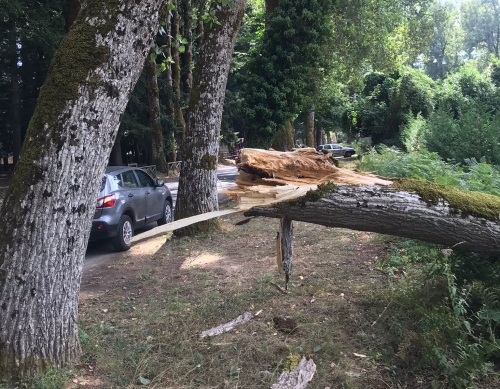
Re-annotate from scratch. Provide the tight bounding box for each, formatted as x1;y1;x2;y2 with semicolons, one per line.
326;131;331;144
109;131;123;166
305;109;314;147
9;19;22;167
0;0;163;379
271;119;294;151
162;1;177;163
174;0;247;235
181;0;193;93
245;184;500;255
315;124;322;148
145;56;168;173
171;0;186;152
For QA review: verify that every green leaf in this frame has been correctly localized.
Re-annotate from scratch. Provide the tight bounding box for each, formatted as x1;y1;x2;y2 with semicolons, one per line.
229;365;238;375
117;377;127;387
313;345;322;353
193;351;204;363
221;0;229;5
181;38;188;44
168;2;176;10
178;45;185;53
150;52;157;62
219;352;226;359
193;377;203;383
139;377;151;386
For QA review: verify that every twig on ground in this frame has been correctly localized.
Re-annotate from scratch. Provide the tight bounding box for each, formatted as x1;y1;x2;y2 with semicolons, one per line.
270;282;288;294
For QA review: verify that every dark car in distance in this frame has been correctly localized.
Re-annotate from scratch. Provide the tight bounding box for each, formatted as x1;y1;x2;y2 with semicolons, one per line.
317;144;356;157
90;166;173;251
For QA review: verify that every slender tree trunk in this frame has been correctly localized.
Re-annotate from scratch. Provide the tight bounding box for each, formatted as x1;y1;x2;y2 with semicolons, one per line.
171;0;186;149
315;123;322;148
162;2;177;163
245;184;500;255
145;56;168;173
109;132;123;166
0;0;163;379
326;131;331;143
181;0;193;93
271;119;294;151
9;19;22;167
305;109;314;147
174;0;247;235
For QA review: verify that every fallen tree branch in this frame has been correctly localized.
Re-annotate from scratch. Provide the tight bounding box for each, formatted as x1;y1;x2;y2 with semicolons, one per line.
200;310;262;338
245;184;500;255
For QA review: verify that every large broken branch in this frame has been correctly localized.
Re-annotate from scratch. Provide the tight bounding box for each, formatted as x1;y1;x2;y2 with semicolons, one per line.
224;149;500;256
245;184;500;255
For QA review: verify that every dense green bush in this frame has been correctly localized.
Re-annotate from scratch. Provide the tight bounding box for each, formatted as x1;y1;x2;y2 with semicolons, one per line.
359;147;500;387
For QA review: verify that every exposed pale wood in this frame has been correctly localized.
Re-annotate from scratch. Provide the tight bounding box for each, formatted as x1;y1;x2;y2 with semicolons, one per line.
200;310;262;338
271;357;316;389
130;209;241;244
223;148;391;210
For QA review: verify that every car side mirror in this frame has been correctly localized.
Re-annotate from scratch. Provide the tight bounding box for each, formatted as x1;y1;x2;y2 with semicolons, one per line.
156;179;164;187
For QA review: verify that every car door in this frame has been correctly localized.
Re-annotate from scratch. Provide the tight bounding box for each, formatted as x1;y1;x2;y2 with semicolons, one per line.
134;169;164;222
331;144;342;157
119;170;147;227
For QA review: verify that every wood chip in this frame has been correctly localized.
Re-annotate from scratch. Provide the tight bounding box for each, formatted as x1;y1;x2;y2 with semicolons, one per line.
271;357;316;389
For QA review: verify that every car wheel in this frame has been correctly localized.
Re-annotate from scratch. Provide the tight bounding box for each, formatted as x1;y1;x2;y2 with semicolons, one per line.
344;151;353;158
112;215;133;251
157;200;173;225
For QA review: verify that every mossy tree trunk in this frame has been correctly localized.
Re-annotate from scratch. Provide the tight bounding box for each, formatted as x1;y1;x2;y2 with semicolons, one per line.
0;0;164;380
245;184;500;255
305;109;314;147
271;119;295;151
174;0;247;235
145;55;168;173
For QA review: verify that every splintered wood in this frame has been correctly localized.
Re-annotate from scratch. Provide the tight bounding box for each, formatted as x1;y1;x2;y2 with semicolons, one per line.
223;148;391;210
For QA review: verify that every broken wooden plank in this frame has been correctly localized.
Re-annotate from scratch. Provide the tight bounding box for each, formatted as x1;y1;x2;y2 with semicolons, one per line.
130;209;241;244
271;357;316;389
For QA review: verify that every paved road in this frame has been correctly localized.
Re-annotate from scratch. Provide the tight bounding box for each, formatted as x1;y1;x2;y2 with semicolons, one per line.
84;166;238;264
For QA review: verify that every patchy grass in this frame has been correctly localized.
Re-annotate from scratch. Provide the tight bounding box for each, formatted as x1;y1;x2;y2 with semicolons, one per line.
72;214;499;389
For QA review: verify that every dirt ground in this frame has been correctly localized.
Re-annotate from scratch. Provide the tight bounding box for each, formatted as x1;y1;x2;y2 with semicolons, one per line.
75;211;420;389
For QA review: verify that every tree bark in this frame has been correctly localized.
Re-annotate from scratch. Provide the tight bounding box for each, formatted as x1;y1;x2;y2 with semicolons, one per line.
245;184;500;255
161;2;177;163
174;0;247;235
145;55;168;173
271;119;295;151
0;0;164;379
171;0;186;149
108;131;123;166
181;0;193;93
279;217;293;289
305;109;314;147
9;19;22;167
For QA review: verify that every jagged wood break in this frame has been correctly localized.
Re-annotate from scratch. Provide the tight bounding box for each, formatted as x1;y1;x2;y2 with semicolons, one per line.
223;148;500;287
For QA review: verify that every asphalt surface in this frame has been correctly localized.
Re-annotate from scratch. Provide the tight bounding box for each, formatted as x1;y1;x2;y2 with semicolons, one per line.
84;166;238;263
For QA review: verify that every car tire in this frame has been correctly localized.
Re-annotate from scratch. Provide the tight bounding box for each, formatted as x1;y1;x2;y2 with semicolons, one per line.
344;151;353;158
157;200;173;226
112;215;133;252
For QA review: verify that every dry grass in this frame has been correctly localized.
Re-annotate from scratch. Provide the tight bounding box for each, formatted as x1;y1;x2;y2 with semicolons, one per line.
73;213;432;389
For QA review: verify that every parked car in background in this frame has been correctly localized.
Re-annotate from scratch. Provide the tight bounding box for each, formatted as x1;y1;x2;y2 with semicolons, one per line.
90;166;173;251
317;144;356;157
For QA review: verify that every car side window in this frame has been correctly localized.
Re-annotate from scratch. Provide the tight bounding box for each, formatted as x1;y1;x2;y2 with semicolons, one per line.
332;145;341;149
135;170;155;187
122;170;139;188
111;174;123;188
324;145;331;149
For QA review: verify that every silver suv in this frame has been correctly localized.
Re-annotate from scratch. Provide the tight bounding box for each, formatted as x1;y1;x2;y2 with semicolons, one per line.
90;166;173;251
